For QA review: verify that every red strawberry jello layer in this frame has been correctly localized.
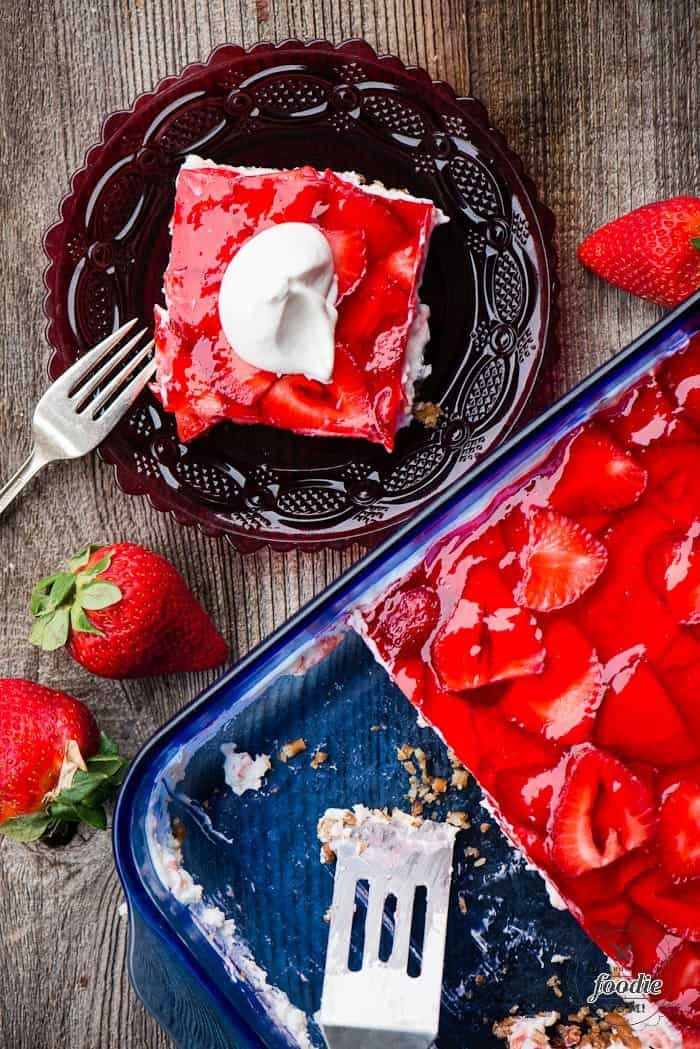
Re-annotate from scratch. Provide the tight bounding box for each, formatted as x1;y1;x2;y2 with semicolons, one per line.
153;157;444;449
355;333;700;1039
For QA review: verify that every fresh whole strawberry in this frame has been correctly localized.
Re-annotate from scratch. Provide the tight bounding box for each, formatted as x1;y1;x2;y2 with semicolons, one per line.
29;543;228;678
0;678;126;842
578;196;700;308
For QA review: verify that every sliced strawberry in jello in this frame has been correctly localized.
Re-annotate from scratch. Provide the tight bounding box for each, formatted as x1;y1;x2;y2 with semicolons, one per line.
620;907;678;976
260;345;378;442
515;509;608;612
629;868;700;940
371;585;440;661
323;228;367;302
659;780;700;882
641;441;700;530
547;744;654;878
577;504;677;661
432;560;545;691
595;658;699;767
649;522;700;625
386;244;420;290
660;332;700;427
609;377;694;447
502;620;603;745
550;425;647;514
660;942;700;1027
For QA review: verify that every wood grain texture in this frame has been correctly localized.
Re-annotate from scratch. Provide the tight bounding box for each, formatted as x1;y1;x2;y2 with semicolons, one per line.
0;1;697;1045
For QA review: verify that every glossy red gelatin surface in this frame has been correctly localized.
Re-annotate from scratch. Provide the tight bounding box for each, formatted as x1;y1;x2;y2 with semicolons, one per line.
153;163;439;450
358;333;700;1036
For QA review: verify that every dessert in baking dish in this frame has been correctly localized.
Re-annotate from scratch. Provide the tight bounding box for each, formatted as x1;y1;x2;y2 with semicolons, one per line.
152;156;446;450
355;334;700;1040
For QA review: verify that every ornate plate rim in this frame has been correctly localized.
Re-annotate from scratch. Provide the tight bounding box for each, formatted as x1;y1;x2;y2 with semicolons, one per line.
43;38;559;553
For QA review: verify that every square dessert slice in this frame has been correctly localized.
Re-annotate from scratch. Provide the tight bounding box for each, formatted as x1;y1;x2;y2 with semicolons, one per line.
152;156;445;449
353;334;700;1041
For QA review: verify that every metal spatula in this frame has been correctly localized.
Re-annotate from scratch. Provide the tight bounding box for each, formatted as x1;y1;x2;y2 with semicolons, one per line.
318;809;458;1049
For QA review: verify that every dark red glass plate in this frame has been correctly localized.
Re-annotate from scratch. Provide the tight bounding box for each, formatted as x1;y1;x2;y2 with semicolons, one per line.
44;40;558;552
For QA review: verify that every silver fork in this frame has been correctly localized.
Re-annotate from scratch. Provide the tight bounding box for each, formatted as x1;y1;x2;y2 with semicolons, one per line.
0;319;155;517
318;812;458;1049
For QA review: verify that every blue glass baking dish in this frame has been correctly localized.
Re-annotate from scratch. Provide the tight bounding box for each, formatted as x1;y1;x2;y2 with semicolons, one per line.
114;291;700;1049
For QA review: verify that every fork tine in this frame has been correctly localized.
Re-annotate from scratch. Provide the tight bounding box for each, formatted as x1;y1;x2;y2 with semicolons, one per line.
72;327;149;405
86;339;155;417
47;319;140;398
88;350;156;435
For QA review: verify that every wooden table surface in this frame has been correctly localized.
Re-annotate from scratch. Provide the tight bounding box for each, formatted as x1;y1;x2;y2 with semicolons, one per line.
0;1;698;1046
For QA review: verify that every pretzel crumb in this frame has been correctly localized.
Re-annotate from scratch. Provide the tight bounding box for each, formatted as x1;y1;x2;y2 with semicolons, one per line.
547;974;563;999
414;401;443;428
310;751;328;769
279;737;306;762
320;843;336;865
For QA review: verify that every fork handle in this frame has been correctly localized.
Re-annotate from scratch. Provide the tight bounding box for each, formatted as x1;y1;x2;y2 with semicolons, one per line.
0;448;47;517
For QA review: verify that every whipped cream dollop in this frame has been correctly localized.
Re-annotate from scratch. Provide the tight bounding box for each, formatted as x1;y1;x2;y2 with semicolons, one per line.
218;222;337;383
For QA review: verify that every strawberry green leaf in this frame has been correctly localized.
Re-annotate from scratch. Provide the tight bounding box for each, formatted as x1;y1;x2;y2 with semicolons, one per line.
70;604;103;636
38;607;71;652
79;581;121;611
0;811;52;842
79;554;112;582
29;616;49;647
100;733;120;757
68;545;101;571
71;803;107;830
48;573;76;608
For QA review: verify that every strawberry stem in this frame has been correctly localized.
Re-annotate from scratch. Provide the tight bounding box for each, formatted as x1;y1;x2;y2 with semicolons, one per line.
0;734;128;843
29;546;122;652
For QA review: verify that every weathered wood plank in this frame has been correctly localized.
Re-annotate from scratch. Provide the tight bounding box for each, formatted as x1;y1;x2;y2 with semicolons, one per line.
0;1;697;1045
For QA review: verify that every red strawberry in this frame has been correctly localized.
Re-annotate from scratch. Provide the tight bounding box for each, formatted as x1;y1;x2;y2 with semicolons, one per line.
610;377;694;448
393;656;427;705
323;228;367;301
577;505;677;662
660;943;700;1026
515;509;608;612
595;659;699;767
385;243;420;290
261;344;381;442
494;766;557;830
659;780;700;882
432;560;545;691
621;908;674;976
372;585;440;659
649;523;700;625
639;441;700;531
336;269;409;346
628;868;700;940
550;426;647;515
0;679;125;842
327;179;408;258
660;333;700;426
578;196;700;308
30;543;228;679
502;620;603;744
548;744;654;878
